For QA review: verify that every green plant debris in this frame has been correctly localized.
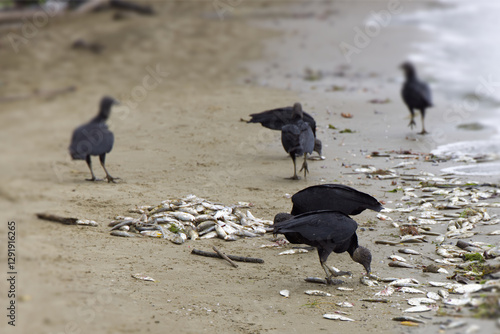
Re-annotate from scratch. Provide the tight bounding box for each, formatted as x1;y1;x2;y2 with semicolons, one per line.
328;124;337;129
460;208;480;218
339;128;355;133
387;188;398;193
464;253;485;263
168;225;181;233
474;296;500;319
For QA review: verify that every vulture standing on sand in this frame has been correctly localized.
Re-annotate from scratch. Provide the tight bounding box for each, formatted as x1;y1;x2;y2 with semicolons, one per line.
247;103;323;158
400;61;433;135
280;103;315;180
273;210;372;284
69;96;119;183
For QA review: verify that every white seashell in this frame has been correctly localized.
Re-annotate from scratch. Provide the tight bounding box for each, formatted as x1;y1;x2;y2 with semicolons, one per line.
280;290;290;298
323;314;355;321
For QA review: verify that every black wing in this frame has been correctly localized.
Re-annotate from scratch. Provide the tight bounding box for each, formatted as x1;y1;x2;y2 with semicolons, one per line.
248;107;317;136
273;210;358;244
291;184;383;216
69;122;114;159
298;121;314;155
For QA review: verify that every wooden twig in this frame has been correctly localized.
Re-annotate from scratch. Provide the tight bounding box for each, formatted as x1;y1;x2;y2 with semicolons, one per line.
191;248;264;264
36;213;79;225
212;246;238;268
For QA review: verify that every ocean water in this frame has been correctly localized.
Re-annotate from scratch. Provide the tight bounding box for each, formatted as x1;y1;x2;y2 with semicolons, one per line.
393;0;500;173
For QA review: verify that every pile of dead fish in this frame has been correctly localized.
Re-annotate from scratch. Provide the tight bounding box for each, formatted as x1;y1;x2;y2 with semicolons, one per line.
108;194;273;244
367;173;500;327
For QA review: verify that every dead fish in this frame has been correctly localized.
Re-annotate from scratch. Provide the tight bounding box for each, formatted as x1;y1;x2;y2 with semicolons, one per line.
199;231;217;239
360;276;379;287
488;230;500;235
392;316;426;324
400;235;427;243
388;255;407;262
305;290;331;297
398;287;425;294
337;287;354;291
171;232;187;244
279;249;309;255
398;248;421;255
214;224;227;239
449;284;483;294
185;226;199;240
177;207;199;216
140;230;163;238
195;214;215;224
224;234;239;241
407;298;437;306
389;278;419;287
429;281;448;287
279;290;290;298
323;313;355;321
110;230;138;238
403;305;433;313
131;273;156;282
375;240;401;246
377;213;393;221
169;212;195;222
197;220;216;232
305;277;328;285
443;298;471;306
336;301;354;308
388;261;414;268
426;291;441;300
76;219;98;226
375;286;395;297
360;298;390;303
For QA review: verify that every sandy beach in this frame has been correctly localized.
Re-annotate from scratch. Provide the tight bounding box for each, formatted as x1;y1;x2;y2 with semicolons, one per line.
1;1;499;334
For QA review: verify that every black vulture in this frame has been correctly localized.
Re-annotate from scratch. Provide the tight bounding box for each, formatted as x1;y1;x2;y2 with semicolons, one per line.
248;104;323;157
69;96;119;182
273;210;371;284
280;103;315;180
290;184;383;216
400;62;433;135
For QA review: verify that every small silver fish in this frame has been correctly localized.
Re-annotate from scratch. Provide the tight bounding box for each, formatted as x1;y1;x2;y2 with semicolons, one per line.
398;248;421;255
305;290;331;297
403;305;433;313
323;314;355;321
131;273;156;282
110;230;137;238
279;249;309;255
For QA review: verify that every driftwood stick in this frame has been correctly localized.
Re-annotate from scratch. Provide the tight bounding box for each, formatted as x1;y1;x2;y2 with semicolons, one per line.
36;213;79;225
212;246;238;268
191;248;264;264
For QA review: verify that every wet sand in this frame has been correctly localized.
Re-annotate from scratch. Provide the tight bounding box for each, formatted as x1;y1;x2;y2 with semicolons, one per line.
0;2;499;334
